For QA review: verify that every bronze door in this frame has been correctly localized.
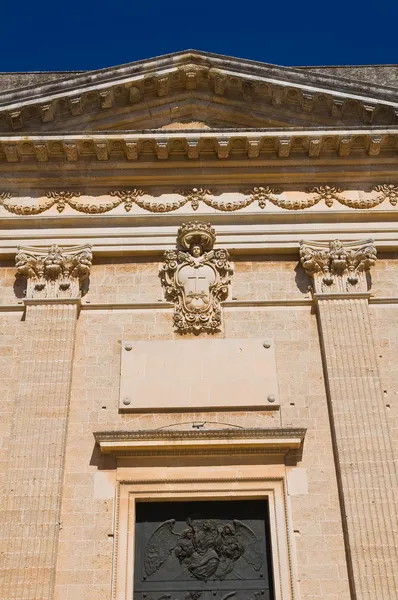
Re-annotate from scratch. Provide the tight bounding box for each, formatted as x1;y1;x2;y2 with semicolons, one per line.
134;499;274;600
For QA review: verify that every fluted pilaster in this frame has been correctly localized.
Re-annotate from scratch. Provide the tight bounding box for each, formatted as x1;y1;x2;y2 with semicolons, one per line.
300;239;398;599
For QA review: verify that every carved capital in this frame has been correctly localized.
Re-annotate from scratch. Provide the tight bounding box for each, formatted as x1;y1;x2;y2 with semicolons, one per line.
160;222;233;334
16;244;92;299
299;239;376;294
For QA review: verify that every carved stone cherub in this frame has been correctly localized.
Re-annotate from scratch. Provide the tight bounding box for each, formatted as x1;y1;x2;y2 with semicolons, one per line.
160;221;234;334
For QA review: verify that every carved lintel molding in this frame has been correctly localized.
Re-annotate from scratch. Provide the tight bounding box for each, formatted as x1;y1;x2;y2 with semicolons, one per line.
159;221;234;334
15;244;93;299
299;239;377;294
94;427;306;457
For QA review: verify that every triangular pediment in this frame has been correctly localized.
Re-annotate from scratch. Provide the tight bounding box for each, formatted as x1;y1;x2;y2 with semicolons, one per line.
1;50;398;132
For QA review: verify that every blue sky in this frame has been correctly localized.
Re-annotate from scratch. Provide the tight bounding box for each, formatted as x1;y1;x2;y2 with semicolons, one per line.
1;0;397;72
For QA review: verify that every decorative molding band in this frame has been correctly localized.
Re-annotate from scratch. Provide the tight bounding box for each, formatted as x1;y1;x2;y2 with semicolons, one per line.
2;185;398;216
94;427;306;457
1;130;398;162
300;238;377;294
3;295;398;313
0;59;397;132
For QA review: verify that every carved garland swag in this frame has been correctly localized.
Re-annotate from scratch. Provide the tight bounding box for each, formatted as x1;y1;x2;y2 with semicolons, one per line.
1;184;398;215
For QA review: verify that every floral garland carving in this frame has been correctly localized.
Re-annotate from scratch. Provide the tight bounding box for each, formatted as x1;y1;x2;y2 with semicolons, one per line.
0;185;398;216
243;186;282;209
307;186;343;208
0;192;56;215
178;188;212;211
373;184;398;206
111;190;187;213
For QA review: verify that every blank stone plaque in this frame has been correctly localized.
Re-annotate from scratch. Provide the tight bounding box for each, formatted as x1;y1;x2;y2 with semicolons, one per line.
119;338;279;411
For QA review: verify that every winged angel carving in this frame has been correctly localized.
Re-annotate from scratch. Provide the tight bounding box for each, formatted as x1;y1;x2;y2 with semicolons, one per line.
144;517;262;581
159;222;234;333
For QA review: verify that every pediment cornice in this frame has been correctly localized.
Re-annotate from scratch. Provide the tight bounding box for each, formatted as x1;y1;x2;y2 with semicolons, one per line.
1;51;398;131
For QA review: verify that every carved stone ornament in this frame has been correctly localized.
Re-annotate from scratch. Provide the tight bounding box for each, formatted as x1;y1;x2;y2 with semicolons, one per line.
15;244;92;299
299;239;377;294
159;222;234;333
2;184;398;216
144;517;262;581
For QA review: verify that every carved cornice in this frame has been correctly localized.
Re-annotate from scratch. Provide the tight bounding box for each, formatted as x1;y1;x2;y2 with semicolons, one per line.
1;53;398;131
2;130;398;163
1;185;398;216
94;427;306;457
16;244;92;299
299;239;377;294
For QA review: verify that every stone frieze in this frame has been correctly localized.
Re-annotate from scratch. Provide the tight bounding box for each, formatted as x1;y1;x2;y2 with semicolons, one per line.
1;185;398;216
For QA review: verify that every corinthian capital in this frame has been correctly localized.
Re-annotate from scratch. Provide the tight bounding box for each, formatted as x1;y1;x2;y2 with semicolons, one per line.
299;239;377;294
16;244;92;299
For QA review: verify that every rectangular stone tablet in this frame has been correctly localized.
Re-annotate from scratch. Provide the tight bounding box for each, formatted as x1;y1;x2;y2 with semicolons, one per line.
119;338;279;411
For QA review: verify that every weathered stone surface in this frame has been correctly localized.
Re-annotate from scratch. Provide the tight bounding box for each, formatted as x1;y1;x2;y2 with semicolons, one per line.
0;51;397;600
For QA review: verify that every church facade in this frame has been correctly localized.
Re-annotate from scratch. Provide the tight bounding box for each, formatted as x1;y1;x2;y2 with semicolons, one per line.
0;50;397;600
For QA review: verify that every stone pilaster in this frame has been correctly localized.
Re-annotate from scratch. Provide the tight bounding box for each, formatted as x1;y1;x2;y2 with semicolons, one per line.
0;245;92;600
300;239;398;599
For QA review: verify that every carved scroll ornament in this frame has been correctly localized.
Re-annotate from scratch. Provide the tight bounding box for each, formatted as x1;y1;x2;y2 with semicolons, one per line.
160;222;234;333
16;244;92;299
299;239;377;294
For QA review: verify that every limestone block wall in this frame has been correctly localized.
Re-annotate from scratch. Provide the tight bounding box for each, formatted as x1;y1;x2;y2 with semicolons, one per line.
0;312;23;492
53;257;350;600
1;254;397;600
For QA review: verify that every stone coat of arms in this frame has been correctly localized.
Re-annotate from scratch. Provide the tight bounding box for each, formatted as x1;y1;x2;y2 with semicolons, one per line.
160;222;234;333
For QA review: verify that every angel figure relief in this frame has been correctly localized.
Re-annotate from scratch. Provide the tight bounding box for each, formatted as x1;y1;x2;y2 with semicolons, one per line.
144;517;263;582
159;222;234;333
